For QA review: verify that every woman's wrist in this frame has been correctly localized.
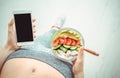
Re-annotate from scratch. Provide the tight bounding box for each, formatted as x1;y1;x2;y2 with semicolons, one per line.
4;40;20;54
2;43;15;54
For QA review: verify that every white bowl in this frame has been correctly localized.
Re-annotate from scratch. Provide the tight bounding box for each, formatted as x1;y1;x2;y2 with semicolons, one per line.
51;28;85;62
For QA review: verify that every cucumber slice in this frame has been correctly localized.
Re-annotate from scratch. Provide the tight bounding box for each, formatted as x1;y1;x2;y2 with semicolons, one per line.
70;46;77;50
53;45;61;50
60;46;68;52
63;45;71;49
75;47;80;51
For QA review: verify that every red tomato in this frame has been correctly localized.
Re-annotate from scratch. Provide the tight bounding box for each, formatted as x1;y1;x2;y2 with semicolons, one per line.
76;40;80;45
64;37;72;45
52;39;60;46
59;37;65;44
71;39;76;46
52;37;80;47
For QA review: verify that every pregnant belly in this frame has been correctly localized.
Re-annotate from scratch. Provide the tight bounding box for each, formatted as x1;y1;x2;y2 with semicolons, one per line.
0;58;64;78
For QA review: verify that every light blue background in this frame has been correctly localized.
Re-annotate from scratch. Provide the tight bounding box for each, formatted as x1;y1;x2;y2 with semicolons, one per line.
0;0;120;78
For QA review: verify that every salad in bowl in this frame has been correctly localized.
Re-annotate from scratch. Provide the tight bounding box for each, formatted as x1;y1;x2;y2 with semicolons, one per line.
51;28;84;62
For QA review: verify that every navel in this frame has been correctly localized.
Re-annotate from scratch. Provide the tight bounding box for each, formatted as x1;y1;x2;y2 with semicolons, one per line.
32;68;36;73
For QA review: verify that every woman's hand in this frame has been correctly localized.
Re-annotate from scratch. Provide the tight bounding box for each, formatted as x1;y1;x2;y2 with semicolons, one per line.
5;18;36;53
72;47;84;78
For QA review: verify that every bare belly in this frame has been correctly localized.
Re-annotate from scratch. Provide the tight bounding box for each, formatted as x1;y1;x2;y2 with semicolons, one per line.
0;58;65;78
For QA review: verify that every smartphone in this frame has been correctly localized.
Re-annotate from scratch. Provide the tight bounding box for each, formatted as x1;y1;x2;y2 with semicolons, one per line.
13;11;34;46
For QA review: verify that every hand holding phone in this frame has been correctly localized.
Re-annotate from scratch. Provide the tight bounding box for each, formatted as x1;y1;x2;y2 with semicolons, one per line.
13;11;34;46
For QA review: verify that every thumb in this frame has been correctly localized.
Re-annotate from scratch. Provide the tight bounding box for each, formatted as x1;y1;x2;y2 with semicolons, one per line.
72;47;84;64
76;47;84;61
8;19;14;31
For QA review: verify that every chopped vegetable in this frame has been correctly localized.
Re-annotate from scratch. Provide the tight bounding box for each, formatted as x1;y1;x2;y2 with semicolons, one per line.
53;45;61;50
70;46;77;50
63;45;71;49
59;46;68;53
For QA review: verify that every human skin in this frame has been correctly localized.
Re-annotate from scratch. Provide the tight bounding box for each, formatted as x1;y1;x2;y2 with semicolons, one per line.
0;19;84;78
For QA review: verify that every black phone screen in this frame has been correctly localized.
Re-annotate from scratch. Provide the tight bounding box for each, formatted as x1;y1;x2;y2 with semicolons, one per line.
14;13;33;42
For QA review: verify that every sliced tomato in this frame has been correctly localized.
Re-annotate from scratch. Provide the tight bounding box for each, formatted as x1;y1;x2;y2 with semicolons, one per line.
59;37;65;45
71;39;76;46
52;37;80;47
76;40;80;45
52;39;60;46
64;37;72;46
63;38;67;45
